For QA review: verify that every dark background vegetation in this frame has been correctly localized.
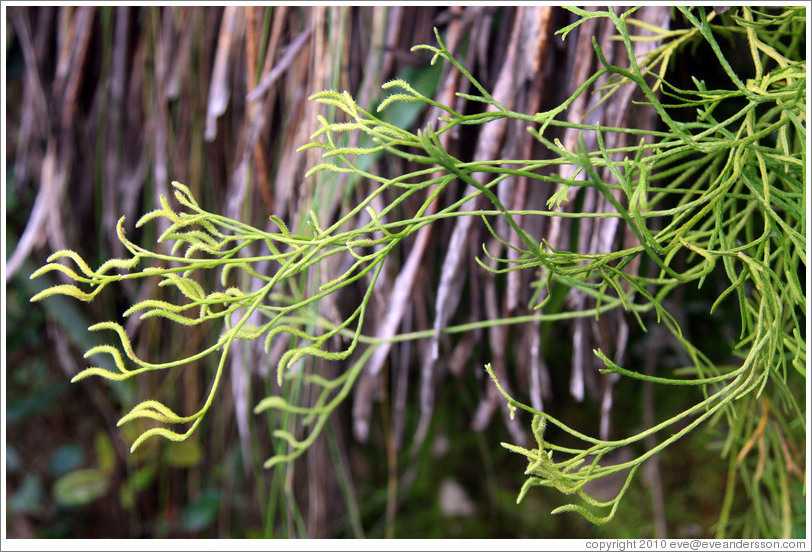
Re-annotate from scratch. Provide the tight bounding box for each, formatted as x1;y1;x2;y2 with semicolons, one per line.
3;5;799;539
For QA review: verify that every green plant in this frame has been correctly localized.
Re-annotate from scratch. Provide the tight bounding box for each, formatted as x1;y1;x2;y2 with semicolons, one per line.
31;6;805;536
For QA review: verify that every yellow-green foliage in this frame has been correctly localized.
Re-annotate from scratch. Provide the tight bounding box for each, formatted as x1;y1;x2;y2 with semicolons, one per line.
31;6;805;536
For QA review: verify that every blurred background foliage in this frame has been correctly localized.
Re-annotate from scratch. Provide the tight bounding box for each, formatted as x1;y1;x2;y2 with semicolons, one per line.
4;5;805;539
